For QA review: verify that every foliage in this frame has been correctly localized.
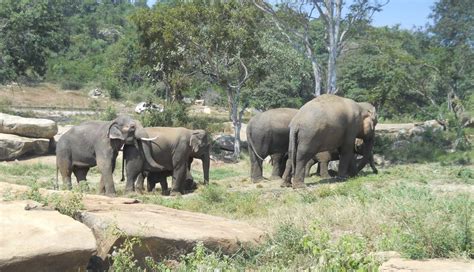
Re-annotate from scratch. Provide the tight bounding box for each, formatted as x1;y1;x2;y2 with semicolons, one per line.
110;230;142;271
100;105;118;121
49;191;84;218
0;0;67;83
139;103;189;127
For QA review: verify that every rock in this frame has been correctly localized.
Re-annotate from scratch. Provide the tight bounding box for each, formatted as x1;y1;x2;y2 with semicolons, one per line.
376;123;415;135
98;27;121;43
135;102;164;114
391;140;411;150
0;113;58;138
203;106;211;114
214;134;235;151
0;133;50;160
373;154;390;166
0;182;265;268
380;257;474;272
183;97;193;104
88;88;104;98
194;99;205;106
0;200;96;272
370;251;401;262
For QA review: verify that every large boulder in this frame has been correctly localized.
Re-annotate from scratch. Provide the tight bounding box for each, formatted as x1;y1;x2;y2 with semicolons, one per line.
0;113;58;138
380;257;473;272
0;133;50;160
0;182;265;268
0;200;96;272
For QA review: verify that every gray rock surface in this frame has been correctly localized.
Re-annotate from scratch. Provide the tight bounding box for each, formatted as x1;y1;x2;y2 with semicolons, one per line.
0;200;96;272
0;113;57;138
0;133;50;160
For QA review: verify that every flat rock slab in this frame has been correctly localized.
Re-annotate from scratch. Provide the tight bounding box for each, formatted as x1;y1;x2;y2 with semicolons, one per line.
380;257;474;272
0;133;50;160
0;182;265;266
0;113;58;138
0;200;96;272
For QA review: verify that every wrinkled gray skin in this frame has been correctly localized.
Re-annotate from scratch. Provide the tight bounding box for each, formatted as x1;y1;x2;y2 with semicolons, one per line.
56;115;163;196
282;95;377;188
123;127;210;195
305;138;378;178
247;108;298;182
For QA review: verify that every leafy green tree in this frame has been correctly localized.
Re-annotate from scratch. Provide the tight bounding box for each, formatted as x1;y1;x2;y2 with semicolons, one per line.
133;1;266;159
0;0;67;82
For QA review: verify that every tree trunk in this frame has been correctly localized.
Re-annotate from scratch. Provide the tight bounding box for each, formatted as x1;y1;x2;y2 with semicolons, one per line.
326;0;340;94
305;37;322;96
227;86;241;160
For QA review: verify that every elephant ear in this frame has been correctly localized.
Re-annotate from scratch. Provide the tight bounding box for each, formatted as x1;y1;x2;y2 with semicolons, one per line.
362;112;375;138
108;123;125;140
190;130;207;154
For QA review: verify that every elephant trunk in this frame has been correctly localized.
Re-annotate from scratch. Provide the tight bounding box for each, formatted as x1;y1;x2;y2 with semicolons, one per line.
202;153;210;185
356;138;375;174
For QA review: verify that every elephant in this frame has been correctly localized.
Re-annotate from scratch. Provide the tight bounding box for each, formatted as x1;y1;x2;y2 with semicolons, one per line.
56;115;164;196
305;138;378;178
246;108;298;182
282;94;377;188
123;127;210;195
138;168;197;195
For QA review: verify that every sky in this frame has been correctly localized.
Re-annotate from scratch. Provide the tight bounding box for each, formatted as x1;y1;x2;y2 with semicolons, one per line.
146;0;437;29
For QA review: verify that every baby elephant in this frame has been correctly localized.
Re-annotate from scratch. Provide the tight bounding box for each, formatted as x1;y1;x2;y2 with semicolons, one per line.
305;139;378;178
138;168;198;196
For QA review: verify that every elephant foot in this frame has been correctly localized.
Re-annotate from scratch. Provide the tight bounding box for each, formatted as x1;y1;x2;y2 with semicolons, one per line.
251;177;265;183
105;192;117;197
292;181;306;189
161;189;171;196
269;175;282;180
280;180;292;188
170;191;182;197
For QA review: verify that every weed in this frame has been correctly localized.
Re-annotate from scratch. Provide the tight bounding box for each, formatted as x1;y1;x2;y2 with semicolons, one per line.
49;191;84;218
100;105;118;121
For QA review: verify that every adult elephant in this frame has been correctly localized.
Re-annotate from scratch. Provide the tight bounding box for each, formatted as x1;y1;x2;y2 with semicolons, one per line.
56;115;164;196
123;127;210;195
246;108;298;182
305;138;378;178
282;95;377;188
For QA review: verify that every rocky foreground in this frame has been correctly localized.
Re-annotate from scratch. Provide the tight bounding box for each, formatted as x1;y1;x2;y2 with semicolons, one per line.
0;182;264;271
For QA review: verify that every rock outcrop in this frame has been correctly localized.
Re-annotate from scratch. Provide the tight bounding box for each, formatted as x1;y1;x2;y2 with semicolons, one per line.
0;133;50;160
380;257;474;272
0;113;58;138
0;200;96;272
0;182;265;269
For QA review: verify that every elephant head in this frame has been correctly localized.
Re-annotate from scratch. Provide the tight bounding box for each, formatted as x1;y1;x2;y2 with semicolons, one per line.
131;127;166;171
107;115;137;142
190;130;210;185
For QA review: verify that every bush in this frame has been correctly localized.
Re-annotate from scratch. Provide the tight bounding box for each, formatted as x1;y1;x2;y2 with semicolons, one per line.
100;105;118;121
139;103;189;127
60;80;83;90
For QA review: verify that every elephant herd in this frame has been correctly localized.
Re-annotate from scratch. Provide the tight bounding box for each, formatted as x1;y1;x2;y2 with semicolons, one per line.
55;94;377;196
56;115;210;196
247;94;378;188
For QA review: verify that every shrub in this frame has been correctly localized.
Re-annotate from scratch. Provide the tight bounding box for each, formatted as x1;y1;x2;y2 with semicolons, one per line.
100;105;118;121
49;191;84;218
60;80;83;90
139;103;189;127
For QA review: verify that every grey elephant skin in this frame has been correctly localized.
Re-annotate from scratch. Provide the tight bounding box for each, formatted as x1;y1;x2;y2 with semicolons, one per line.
247;108;298;182
138;169;197;196
283;94;377;188
305;138;378;178
56;115;161;196
124;127;210;195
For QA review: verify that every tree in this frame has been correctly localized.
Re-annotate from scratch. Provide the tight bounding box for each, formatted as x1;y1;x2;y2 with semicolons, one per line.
428;0;473;105
133;1;265;159
0;0;67;82
255;0;385;95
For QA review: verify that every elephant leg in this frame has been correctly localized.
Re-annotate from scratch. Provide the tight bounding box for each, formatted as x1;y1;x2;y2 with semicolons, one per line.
281;158;292;187
146;172;159;192
249;149;264;183
369;155;378;174
97;158;116;196
305;158;317;177
270;153;284;180
135;173;145;193
73;167;89;183
292;150;312;188
338;143;355;179
57;158;73;190
171;164;187;195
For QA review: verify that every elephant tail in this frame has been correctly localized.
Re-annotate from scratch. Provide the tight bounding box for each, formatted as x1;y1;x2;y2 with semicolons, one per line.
289;127;298;175
247;128;265;161
55;165;59;190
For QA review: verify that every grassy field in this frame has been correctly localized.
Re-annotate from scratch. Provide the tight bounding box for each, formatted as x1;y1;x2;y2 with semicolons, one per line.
1;148;472;270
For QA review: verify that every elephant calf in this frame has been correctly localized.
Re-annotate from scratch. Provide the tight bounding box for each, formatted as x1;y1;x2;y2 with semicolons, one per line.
305;139;378;178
